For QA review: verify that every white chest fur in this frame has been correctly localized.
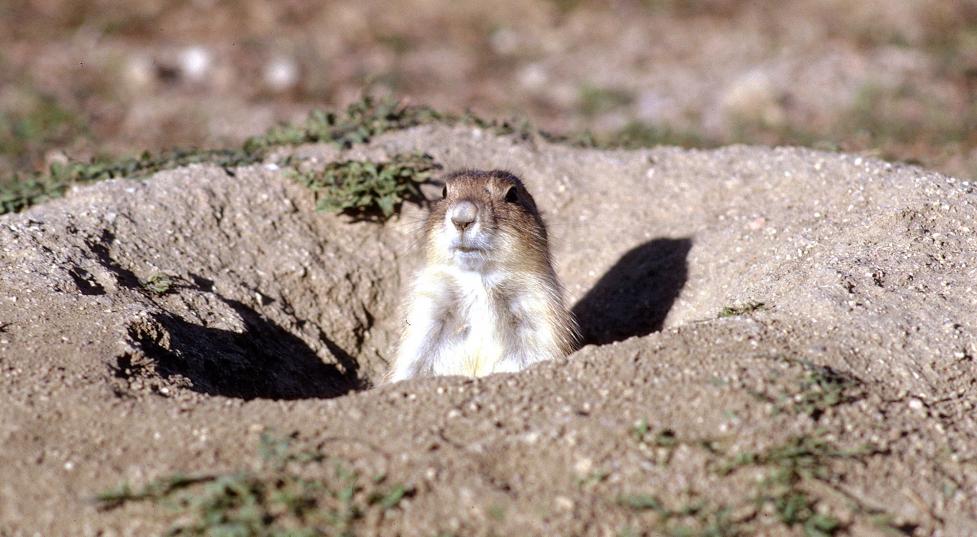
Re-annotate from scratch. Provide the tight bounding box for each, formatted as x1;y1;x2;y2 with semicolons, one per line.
435;268;506;376
389;264;561;382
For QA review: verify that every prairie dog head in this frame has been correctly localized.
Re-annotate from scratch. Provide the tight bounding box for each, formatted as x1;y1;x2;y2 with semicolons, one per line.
424;170;551;273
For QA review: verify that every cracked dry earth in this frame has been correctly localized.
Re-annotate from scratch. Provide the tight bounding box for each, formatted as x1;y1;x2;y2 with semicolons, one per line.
1;124;976;536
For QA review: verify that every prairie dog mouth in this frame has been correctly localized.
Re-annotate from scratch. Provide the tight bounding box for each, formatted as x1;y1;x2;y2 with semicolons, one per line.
444;226;491;260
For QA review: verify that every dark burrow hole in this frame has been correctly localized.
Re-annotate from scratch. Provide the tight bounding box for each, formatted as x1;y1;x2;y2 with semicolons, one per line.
74;228;364;401
121;275;363;401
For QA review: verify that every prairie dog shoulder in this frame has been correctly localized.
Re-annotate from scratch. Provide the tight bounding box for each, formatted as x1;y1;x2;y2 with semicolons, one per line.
386;170;577;382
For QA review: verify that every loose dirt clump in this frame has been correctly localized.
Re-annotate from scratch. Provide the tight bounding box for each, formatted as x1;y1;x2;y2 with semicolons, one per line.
1;125;975;535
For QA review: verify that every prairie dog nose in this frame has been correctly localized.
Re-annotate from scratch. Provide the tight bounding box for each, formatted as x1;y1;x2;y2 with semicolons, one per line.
449;201;478;231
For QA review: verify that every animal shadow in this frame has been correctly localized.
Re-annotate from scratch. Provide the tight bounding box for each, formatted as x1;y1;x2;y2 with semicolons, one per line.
130;289;361;400
572;238;691;346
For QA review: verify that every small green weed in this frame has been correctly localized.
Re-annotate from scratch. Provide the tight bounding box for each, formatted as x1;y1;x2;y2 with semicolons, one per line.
578;468;611;488
96;432;411;536
290;153;440;221
143;274;174;295
631;419;651;441
718;302;766;318
619;494;664;511
630;421;680;448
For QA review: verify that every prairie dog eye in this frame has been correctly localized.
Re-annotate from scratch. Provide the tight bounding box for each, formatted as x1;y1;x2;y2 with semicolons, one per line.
441;185;447;199
504;186;519;203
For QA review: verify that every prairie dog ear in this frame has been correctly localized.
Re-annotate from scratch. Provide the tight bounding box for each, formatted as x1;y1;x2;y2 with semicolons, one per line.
503;185;519;203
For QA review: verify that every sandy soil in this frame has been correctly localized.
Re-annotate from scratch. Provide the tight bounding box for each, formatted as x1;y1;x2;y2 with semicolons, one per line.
1;125;975;535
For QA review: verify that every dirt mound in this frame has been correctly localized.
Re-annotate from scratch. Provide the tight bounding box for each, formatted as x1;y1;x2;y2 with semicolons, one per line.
1;125;975;535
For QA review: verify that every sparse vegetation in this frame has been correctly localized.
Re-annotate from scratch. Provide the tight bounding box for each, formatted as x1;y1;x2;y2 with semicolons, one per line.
716;435;862;535
0;4;974;536
842;83;977;165
630;419;651;441
618;492;737;537
619;433;893;536
5;77;969;219
0;96;581;217
0;92;697;218
96;432;411;536
749;359;864;421
618;364;905;537
0;96;447;216
0;148;259;215
289;153;441;221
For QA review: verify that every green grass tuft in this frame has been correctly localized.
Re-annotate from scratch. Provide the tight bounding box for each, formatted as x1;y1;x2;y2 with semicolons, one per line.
143;274;174;295
718;302;766;318
242;95;446;155
289;153;441;221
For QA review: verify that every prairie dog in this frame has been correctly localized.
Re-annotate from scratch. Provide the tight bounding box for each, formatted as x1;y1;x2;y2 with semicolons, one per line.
386;169;578;382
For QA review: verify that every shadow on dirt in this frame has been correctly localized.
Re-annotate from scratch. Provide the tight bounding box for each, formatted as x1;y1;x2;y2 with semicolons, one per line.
128;287;361;401
88;229;142;288
572;238;691;346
